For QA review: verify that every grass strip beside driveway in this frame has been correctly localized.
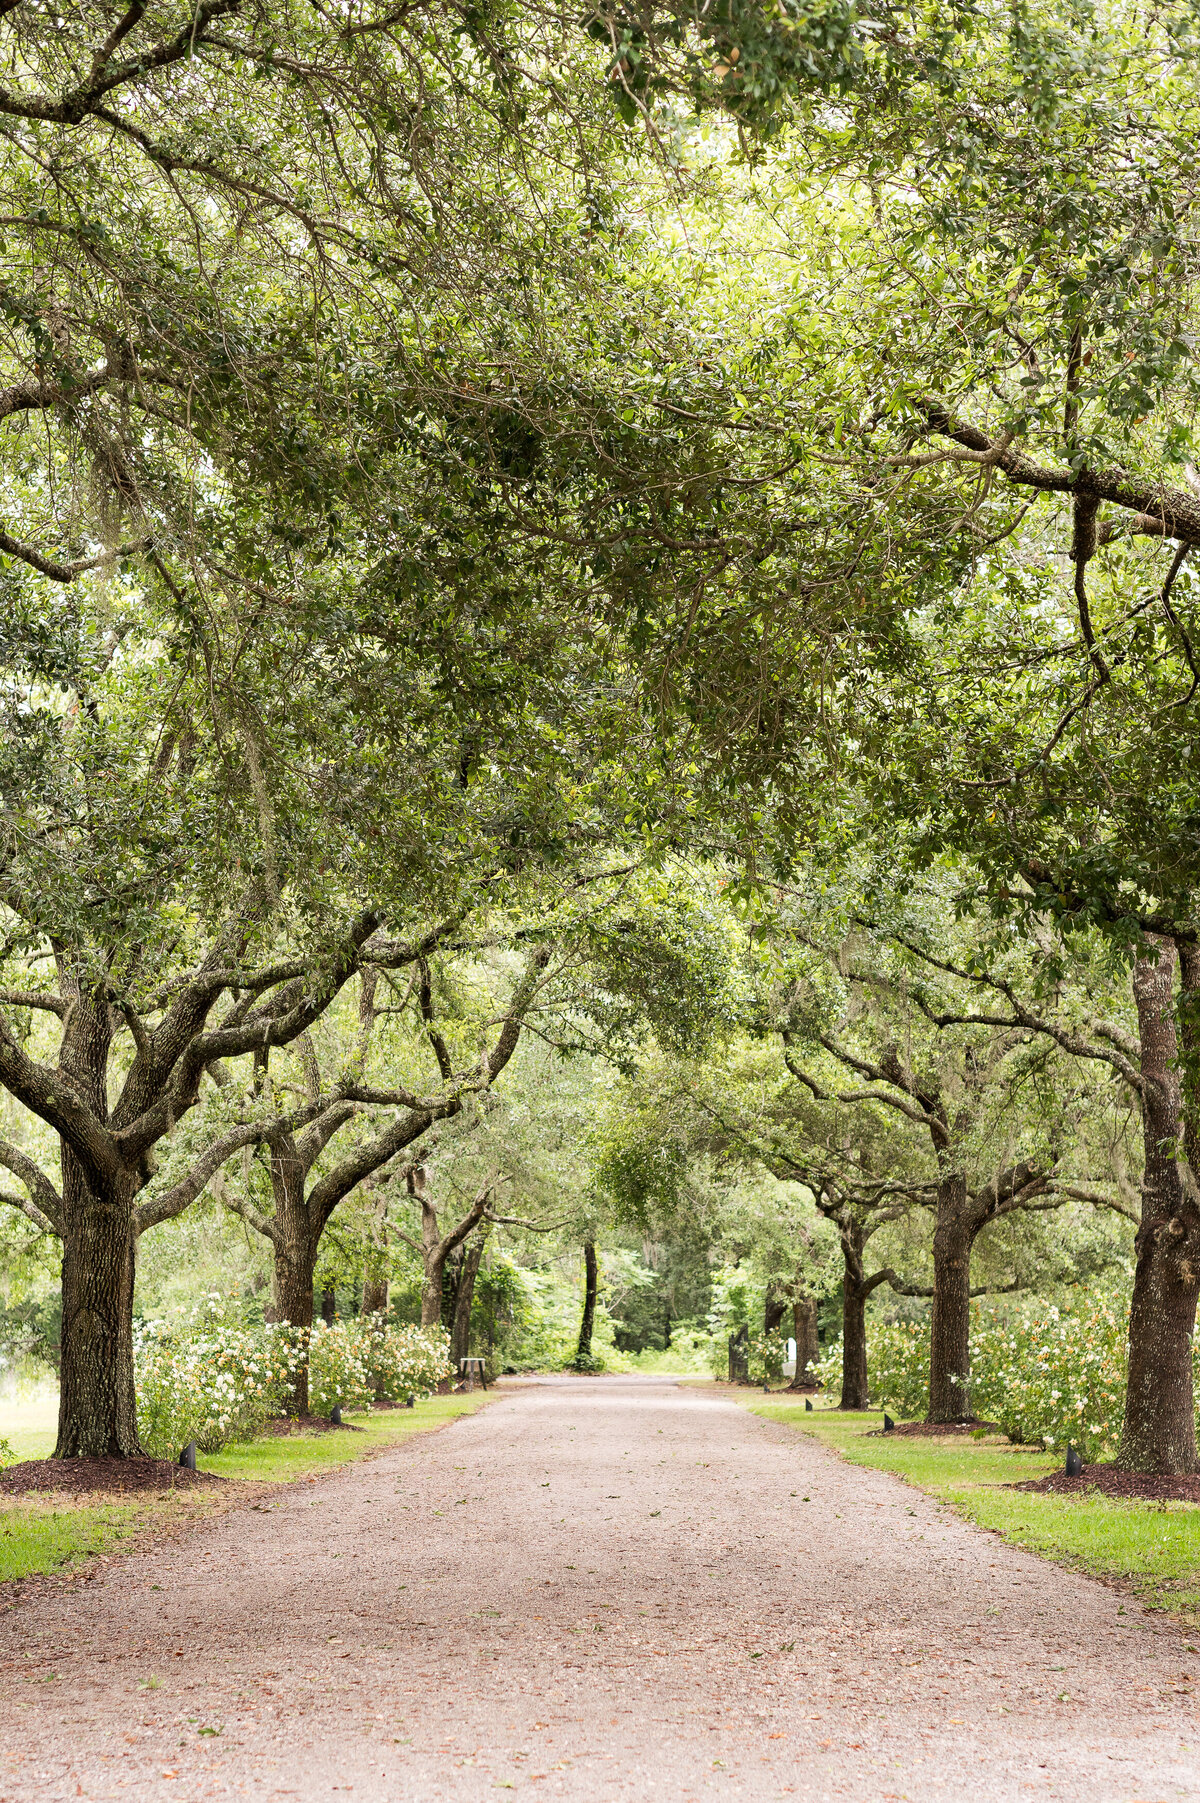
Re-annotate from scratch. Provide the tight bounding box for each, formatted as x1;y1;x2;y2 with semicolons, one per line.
750;1399;1200;1623
197;1393;491;1480
0;1498;142;1584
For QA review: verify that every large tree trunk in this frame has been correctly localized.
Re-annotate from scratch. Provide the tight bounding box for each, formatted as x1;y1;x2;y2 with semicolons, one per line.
274;1240;318;1416
56;1164;142;1457
840;1277;870;1411
575;1240;598;1367
54;982;144;1460
1118;940;1200;1473
927;1177;974;1423
269;1140;319;1416
451;1234;485;1370
788;1294;818;1390
421;1252;445;1328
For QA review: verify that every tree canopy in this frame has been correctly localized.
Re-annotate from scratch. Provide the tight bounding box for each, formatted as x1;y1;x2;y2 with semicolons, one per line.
3;0;1200;1478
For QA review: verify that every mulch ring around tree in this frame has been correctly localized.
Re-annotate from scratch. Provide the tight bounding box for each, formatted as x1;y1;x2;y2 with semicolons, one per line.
1013;1463;1200;1503
0;1458;223;1497
867;1419;1001;1438
260;1415;364;1436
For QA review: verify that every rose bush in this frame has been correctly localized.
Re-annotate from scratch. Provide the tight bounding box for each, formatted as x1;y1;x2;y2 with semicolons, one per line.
307;1318;374;1414
134;1298;457;1454
308;1318;453;1412
366;1321;454;1400
816;1288;1186;1460
134;1295;302;1456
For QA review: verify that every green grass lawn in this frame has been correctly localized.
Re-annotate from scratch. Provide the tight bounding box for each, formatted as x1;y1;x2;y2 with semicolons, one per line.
198;1392;493;1480
0;1499;142;1583
749;1399;1200;1620
0;1390;494;1587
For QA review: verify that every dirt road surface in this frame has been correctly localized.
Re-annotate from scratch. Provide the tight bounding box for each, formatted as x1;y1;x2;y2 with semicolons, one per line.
1;1376;1197;1801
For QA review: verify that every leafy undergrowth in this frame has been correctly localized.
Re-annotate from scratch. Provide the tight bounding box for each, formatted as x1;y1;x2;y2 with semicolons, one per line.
0;1392;494;1588
751;1400;1200;1621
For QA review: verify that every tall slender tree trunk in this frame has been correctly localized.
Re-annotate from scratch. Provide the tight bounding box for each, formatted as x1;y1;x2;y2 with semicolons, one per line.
575;1240;598;1368
789;1294;818;1390
927;1177;974;1423
269;1140;319;1416
1118;939;1200;1473
451;1235;485;1370
840;1277;871;1411
274;1241;318;1416
56;1164;142;1457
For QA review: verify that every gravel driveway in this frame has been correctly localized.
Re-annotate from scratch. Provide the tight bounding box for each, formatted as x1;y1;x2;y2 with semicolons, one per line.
0;1376;1197;1801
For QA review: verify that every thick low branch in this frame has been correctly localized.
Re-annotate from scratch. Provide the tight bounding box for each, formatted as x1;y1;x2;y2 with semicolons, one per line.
0;1013;119;1188
0;527;151;584
0;988;66;1016
133;1096;340;1235
919;400;1200;544
0;1136;64;1234
0;1185;58;1236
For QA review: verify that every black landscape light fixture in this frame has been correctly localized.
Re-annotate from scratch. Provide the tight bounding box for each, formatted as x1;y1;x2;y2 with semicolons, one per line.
1065;1445;1082;1477
179;1441;197;1470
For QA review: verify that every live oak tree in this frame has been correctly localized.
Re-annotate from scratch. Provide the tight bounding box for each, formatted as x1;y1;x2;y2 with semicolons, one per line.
742;1119;927;1412
216;946;550;1409
631;0;1200;1461
771;889;1150;1420
786;6;1200;1461
0;898;477;1454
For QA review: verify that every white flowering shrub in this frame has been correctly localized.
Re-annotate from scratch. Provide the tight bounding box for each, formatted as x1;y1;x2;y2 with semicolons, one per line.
307;1318;374;1413
748;1328;788;1386
308;1318;454;1413
366;1321;453;1399
134;1296;303;1456
136;1299;455;1450
817;1289;1198;1460
969;1296;1130;1458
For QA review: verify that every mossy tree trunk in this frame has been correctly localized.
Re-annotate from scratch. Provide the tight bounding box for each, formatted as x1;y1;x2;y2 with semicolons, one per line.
1117;939;1200;1474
